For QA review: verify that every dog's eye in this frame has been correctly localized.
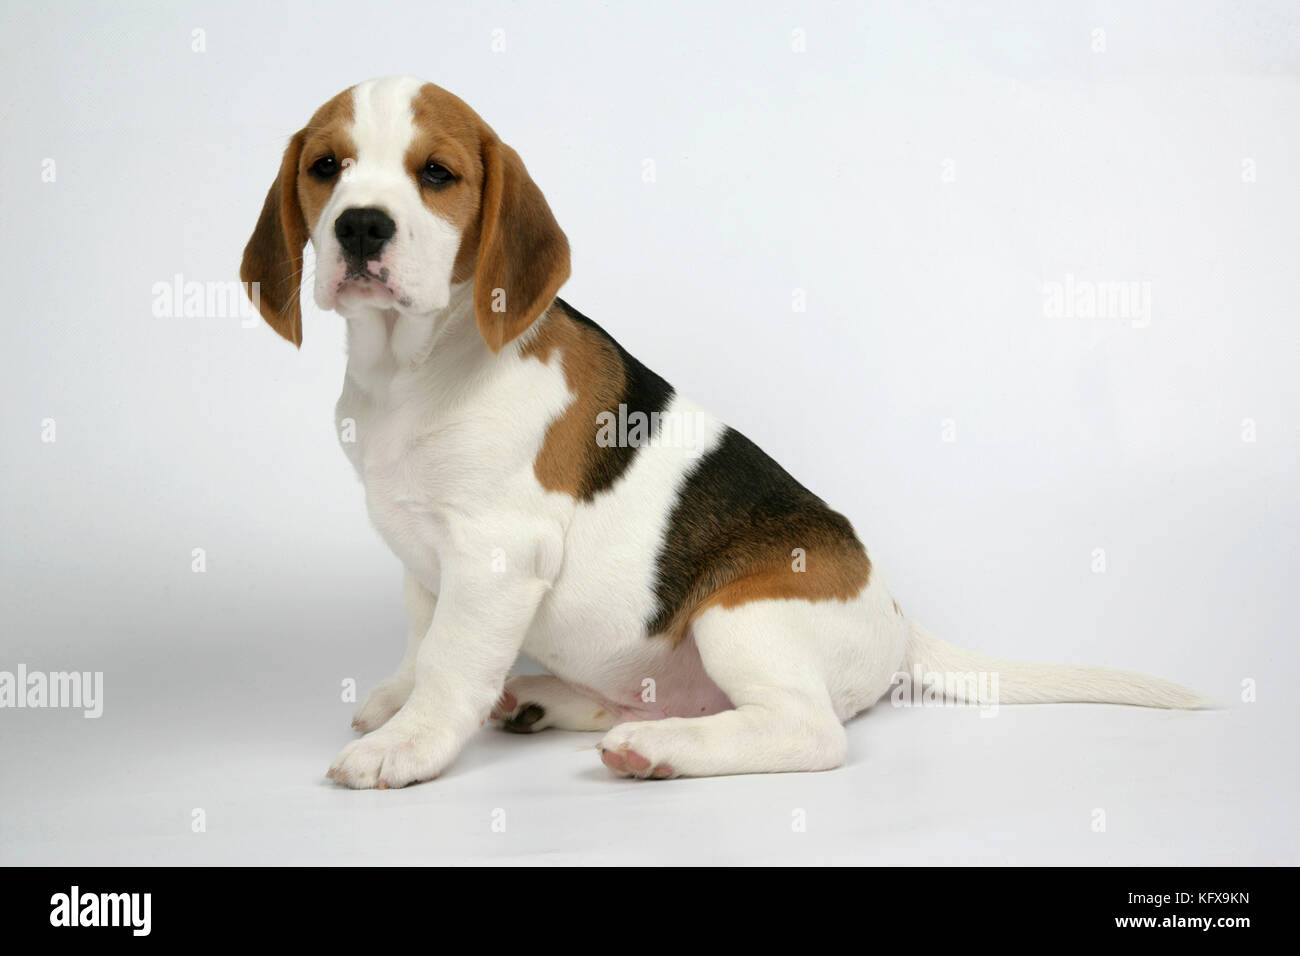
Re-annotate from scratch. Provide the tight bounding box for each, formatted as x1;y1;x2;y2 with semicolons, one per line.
309;155;339;179
421;161;454;187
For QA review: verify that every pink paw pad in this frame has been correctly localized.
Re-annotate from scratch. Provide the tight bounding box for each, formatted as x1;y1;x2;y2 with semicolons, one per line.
600;746;676;779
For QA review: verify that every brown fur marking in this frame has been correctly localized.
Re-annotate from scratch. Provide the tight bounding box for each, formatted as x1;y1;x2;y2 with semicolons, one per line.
646;426;872;642
520;307;625;498
240;89;354;346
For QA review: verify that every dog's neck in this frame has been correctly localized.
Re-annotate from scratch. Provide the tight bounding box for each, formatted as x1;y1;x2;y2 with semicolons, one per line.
338;279;493;405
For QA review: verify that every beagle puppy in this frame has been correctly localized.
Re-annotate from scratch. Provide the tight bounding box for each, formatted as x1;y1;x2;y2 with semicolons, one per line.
241;76;1204;788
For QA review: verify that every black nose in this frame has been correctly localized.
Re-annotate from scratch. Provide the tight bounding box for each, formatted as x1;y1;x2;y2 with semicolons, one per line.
334;207;396;260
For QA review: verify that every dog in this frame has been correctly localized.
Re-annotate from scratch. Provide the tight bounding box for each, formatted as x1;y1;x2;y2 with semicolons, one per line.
240;76;1205;789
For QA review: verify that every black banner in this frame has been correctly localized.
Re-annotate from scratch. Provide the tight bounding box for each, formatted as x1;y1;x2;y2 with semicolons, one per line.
2;866;1280;941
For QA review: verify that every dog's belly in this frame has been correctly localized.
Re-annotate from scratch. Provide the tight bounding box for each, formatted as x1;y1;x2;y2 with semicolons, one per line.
524;610;733;721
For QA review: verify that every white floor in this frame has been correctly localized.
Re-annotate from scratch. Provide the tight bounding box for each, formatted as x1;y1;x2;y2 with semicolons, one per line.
1;613;1290;866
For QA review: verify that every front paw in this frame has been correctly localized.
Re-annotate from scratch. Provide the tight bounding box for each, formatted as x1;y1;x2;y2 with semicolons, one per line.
326;723;448;789
351;678;412;733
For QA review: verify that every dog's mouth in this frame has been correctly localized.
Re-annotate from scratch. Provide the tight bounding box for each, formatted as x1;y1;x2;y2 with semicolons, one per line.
336;263;406;304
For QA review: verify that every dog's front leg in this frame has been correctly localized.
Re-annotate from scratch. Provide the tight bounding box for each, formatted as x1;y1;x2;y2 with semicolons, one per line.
327;563;548;789
350;572;438;733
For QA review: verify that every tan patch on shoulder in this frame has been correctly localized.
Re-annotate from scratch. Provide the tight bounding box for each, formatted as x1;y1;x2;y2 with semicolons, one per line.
520;307;624;498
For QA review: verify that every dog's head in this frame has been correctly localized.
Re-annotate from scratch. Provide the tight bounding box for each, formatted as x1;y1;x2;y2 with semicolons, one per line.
240;76;570;352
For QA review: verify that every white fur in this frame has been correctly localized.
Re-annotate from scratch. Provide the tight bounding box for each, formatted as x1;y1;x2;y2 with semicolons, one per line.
300;77;1205;788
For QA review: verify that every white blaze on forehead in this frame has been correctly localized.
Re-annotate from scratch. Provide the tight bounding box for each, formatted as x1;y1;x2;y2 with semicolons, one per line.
346;75;425;201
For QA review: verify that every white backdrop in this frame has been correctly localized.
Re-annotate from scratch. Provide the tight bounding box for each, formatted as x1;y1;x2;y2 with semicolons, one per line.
1;0;1296;865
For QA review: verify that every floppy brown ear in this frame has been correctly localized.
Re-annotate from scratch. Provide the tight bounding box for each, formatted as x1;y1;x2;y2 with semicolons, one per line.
472;137;571;352
240;131;308;347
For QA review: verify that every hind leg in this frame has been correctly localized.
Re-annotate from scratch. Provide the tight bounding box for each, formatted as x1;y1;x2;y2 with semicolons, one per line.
492;674;617;732
597;601;847;778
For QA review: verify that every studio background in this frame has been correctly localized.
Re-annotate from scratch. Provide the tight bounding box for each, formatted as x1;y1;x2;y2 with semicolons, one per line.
1;0;1296;864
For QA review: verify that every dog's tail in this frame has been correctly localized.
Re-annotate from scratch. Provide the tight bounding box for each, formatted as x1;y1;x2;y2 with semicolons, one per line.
900;619;1208;709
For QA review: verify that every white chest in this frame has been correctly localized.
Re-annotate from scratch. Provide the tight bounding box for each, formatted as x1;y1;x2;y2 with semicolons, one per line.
336;391;449;591
332;325;575;595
